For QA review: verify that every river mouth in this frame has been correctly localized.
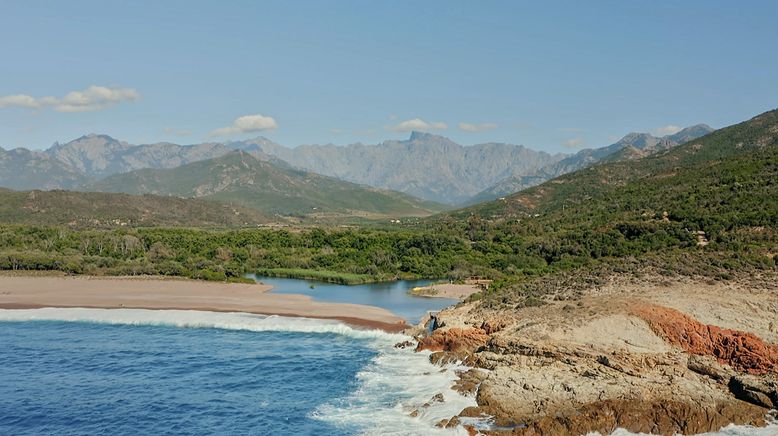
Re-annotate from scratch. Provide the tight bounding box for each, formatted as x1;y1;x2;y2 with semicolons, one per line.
248;275;458;323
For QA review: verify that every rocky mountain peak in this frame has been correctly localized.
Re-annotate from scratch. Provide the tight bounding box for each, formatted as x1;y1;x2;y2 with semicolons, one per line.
408;131;434;141
668;124;715;143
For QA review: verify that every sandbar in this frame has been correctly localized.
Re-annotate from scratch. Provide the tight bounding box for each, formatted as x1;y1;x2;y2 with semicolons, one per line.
0;274;407;332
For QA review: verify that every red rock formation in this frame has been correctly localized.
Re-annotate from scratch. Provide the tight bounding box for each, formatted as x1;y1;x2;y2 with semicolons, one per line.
416;327;490;354
632;304;778;375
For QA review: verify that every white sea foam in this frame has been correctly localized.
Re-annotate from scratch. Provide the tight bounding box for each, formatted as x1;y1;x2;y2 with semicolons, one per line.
0;308;478;435
0;307;404;341
312;346;482;435
4;308;769;435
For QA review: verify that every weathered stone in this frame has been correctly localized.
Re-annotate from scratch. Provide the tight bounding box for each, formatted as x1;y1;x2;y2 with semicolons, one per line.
416;327;489;354
729;375;778;409
477;399;766;436
481;319;506;334
453;368;487;395
394;340;414;349
632;304;778;374
429;351;466;366
687;354;734;381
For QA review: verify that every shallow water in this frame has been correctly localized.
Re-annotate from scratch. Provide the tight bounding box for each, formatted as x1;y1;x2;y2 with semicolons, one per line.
249;276;458;323
0;308;476;435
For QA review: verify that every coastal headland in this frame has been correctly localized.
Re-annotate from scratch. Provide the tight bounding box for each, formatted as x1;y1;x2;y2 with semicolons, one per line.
0;273;408;332
409;274;778;435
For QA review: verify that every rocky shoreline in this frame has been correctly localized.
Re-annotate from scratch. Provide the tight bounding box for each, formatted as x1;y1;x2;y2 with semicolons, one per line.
405;276;778;435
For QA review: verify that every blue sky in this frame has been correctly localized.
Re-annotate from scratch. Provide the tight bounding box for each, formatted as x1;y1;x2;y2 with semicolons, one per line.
1;1;776;152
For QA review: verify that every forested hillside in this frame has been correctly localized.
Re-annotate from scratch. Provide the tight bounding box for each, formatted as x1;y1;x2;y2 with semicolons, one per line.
1;110;774;293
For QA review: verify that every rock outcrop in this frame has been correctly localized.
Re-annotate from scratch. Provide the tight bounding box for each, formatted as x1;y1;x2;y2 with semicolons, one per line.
632;303;778;375
412;277;778;435
415;327;490;354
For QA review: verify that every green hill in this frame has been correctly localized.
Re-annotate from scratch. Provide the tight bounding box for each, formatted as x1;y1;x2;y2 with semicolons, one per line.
0;189;272;228
450;108;778;229
426;108;778;302
84;151;446;218
1;110;774;290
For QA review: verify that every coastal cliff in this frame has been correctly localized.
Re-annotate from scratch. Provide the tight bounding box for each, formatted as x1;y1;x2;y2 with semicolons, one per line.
409;275;778;435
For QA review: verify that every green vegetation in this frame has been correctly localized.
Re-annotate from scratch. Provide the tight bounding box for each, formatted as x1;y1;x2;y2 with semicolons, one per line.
255;268;378;285
407;286;439;297
0;109;775;302
84;151;446;218
0;189;271;228
0;226;491;283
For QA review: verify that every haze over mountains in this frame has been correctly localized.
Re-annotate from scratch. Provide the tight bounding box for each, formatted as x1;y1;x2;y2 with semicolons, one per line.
466;124;714;205
237;131;565;204
85;151;445;217
452;112;773;222
0;125;713;212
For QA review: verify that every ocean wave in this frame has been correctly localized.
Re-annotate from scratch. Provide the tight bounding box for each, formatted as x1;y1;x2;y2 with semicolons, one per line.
0;307;405;341
7;309;766;435
0;308;478;434
312;346;481;435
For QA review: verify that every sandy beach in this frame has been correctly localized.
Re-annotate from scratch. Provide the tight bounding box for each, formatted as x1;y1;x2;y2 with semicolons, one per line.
0;274;407;332
409;283;481;300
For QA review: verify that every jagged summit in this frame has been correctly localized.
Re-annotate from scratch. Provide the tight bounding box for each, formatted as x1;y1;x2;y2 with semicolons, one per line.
408;130;438;141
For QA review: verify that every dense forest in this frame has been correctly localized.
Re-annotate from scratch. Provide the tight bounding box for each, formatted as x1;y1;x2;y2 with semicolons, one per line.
1;110;776;303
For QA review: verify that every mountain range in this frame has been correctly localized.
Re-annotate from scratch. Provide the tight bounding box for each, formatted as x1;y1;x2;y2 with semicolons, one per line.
84;151;444;218
232;131;565;204
465;124;714;205
452;111;774;222
0;132;566;205
0;125;712;211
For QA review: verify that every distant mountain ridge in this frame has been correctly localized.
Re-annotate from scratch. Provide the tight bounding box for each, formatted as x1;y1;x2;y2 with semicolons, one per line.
238;131;566;205
0;134;289;191
84;151;445;218
0;133;564;205
0;126;711;206
465;124;714;205
450;110;775;221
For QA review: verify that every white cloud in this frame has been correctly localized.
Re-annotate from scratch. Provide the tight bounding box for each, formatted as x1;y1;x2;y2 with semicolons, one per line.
0;85;139;112
209;114;278;137
652;125;681;136
0;94;40;109
330;128;343;134
390;118;447;132
459;122;498;132
54;86;139;112
563;138;584;148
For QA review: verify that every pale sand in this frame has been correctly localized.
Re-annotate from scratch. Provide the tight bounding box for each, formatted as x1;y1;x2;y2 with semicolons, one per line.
0;275;407;332
410;283;481;300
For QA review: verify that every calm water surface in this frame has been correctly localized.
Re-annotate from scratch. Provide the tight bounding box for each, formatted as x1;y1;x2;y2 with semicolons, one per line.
249;276;458;323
